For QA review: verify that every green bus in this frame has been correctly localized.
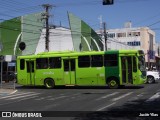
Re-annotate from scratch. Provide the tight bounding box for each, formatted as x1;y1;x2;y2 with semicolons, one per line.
16;50;146;89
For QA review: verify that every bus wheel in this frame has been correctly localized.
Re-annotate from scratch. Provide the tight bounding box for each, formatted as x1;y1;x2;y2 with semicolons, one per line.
147;76;155;84
44;79;55;89
107;78;119;89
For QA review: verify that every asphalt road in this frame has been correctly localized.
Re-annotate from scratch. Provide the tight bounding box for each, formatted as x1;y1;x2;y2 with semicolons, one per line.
0;82;160;120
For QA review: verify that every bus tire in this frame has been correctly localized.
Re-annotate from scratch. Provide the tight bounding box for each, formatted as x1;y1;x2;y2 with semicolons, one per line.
44;78;55;89
107;77;119;89
147;76;155;84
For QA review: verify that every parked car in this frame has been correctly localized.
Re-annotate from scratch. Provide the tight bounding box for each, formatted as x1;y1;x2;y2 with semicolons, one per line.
146;70;160;83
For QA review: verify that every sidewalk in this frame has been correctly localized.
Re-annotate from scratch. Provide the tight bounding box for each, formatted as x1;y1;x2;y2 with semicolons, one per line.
0;81;17;96
0;88;17;96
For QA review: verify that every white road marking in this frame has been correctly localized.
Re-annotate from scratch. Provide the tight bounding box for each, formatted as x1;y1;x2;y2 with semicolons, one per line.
112;92;133;101
18;96;38;101
46;93;80;101
96;92;119;101
96;102;116;111
48;96;67;100
128;93;144;101
137;93;144;97
146;92;160;102
157;89;160;92
35;97;45;100
0;96;39;106
71;93;81;96
0;92;38;99
8;93;41;100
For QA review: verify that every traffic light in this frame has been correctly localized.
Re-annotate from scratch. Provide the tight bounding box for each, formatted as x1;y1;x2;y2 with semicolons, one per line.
103;0;114;5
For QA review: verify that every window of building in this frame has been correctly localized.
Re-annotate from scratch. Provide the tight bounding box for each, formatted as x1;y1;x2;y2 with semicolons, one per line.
127;32;132;37
107;33;115;38
36;58;48;69
49;57;61;69
104;54;118;67
78;56;90;68
127;32;140;37
117;32;126;37
127;41;141;46
133;32;140;36
91;55;103;67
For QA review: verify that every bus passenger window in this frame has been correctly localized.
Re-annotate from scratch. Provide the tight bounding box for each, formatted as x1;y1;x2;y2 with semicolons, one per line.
104;54;118;67
36;58;48;69
20;59;25;70
91;55;103;67
78;56;90;68
49;57;61;69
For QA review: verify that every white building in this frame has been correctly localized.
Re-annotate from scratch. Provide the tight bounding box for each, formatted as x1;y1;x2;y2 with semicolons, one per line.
98;22;156;67
35;27;74;54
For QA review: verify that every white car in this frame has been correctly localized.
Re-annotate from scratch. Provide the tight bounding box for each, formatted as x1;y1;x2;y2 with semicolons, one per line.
146;71;160;83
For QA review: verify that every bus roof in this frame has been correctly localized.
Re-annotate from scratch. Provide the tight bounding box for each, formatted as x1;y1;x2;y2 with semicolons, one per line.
17;50;143;59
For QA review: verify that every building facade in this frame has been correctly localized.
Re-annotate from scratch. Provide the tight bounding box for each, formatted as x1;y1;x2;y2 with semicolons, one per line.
103;24;156;68
35;26;74;54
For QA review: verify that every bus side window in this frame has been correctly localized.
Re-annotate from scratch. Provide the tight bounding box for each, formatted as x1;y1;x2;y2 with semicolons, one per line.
20;59;25;70
49;57;61;69
104;54;118;67
133;56;137;72
78;56;90;68
36;58;48;69
91;55;103;67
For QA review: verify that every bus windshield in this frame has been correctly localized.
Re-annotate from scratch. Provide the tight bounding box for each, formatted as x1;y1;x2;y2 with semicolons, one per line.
138;56;146;72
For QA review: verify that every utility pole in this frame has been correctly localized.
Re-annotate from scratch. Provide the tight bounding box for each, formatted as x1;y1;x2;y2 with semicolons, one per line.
98;15;103;35
103;22;107;51
42;4;52;51
0;55;4;88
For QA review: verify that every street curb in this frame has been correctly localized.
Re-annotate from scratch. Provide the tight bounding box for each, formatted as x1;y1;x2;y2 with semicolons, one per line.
0;89;18;96
10;89;18;95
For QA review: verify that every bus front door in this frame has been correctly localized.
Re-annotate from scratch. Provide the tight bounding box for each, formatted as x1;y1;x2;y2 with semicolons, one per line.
63;59;75;85
26;60;35;85
121;56;133;84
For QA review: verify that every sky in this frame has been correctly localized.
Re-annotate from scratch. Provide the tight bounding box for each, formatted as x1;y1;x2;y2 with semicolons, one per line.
1;0;160;41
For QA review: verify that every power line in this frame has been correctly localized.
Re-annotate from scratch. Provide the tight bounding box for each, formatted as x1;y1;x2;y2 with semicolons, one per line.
148;20;160;27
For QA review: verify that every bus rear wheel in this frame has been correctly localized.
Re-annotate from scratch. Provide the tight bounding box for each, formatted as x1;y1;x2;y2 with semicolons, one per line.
44;78;55;89
107;78;119;89
147;76;155;84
